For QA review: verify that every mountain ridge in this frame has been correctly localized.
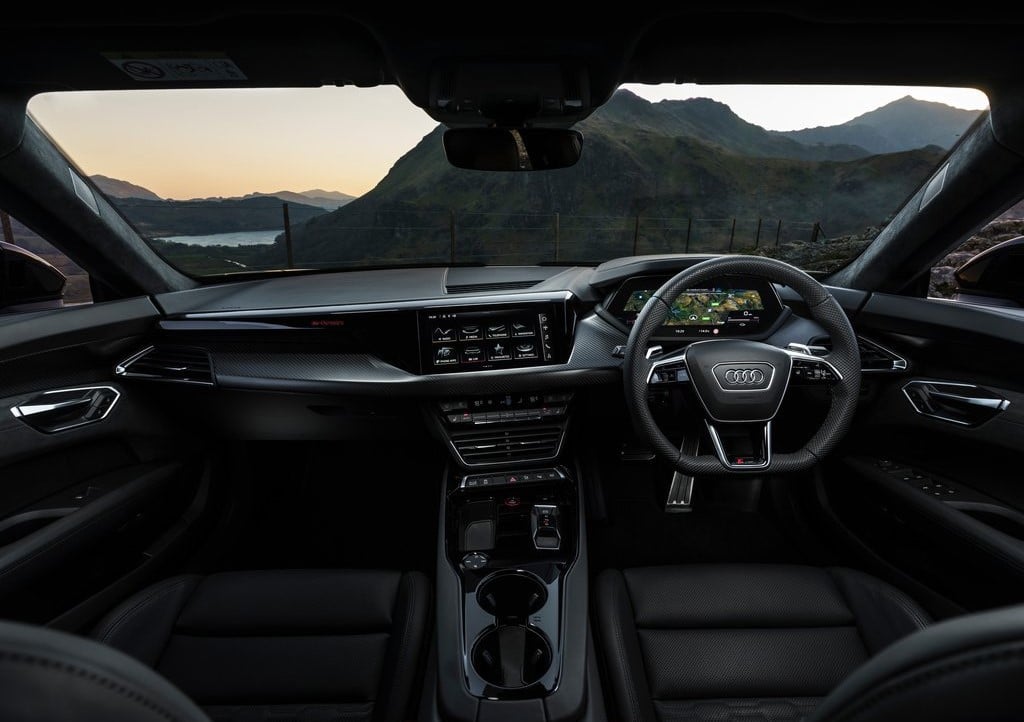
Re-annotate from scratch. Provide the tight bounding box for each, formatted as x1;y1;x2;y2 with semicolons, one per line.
261;91;951;267
777;95;982;153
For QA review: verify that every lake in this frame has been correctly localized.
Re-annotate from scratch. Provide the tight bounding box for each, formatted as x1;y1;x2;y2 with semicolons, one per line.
157;230;280;246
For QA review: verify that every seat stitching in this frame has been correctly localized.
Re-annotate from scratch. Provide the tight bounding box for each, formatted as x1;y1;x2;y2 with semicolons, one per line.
613;575;643;720
381;572;420;720
0;650;188;721
98;577;196;644
836;645;1024;722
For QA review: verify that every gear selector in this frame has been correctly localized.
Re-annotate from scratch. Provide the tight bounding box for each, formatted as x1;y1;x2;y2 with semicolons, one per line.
531;504;561;550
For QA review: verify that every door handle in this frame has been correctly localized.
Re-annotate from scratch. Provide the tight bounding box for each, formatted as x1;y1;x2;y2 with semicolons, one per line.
903;380;1008;427
11;386;120;433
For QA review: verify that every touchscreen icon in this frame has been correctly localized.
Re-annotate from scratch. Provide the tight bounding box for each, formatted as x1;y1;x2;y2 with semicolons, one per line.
486;323;509;339
488;342;511;361
514;343;538;360
512;322;535;337
434;346;458;365
432;327;457;343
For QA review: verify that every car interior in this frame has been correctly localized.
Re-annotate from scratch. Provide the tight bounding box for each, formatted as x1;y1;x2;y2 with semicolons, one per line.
4;8;1024;722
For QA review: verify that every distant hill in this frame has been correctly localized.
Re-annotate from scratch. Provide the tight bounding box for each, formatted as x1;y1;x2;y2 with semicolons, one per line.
241;189;355;209
90;174;162;201
778;96;982;153
259;90;946;267
113;195;327;237
598;90;870;161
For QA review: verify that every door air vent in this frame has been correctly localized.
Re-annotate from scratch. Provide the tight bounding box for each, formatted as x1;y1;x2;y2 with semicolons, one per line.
445;280;542;294
449;425;564;466
115;346;214;385
813;336;908;373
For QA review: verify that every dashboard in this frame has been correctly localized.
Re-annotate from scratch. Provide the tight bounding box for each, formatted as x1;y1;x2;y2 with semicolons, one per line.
106;255;873;400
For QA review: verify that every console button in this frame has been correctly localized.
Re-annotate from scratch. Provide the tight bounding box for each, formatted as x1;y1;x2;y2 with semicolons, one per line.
434;346;458;366
432;326;457;343
488;341;511;361
514;343;539;360
460;325;483;341
462;552;488;570
462;345;484;363
486;323;509;339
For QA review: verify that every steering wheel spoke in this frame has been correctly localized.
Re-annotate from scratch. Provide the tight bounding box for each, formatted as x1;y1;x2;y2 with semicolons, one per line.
647;347;690;386
784;346;844;385
705;420;772;470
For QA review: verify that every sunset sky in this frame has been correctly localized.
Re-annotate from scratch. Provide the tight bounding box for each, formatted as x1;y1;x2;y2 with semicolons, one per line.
28;84;988;201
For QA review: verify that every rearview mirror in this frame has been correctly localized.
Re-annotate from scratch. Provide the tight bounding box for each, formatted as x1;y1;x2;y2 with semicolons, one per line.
443;128;583;171
0;241;67;312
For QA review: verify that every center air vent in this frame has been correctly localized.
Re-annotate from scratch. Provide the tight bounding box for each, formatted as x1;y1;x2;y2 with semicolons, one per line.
446;280;541;294
450;425;564;466
115;346;214;385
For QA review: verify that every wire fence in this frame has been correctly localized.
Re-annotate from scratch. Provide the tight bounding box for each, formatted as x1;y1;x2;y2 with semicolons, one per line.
138;202;827;273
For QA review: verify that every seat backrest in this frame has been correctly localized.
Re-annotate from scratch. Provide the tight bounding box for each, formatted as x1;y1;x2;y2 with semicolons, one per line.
0;619;209;722
810;604;1024;721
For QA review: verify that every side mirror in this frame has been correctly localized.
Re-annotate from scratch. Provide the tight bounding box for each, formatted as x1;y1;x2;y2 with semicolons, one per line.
443;128;583;171
0;241;67;312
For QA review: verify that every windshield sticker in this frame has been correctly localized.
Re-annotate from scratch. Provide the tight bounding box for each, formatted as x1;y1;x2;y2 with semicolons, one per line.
104;53;246;82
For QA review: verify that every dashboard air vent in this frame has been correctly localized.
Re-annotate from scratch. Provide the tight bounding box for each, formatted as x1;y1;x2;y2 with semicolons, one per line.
450;425;564;466
446;280;542;294
814;337;907;373
115;346;214;385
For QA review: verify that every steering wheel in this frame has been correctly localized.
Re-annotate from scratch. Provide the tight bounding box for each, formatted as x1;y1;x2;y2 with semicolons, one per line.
623;256;861;474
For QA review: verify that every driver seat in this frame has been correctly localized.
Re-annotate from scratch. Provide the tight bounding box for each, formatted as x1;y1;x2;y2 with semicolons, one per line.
594;563;1021;722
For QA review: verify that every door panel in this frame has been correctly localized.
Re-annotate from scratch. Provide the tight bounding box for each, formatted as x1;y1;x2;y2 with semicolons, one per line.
0;300;207;626
817;291;1024;612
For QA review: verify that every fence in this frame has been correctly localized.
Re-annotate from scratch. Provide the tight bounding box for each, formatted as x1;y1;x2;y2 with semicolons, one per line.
134;201;827;273
302;209;823;265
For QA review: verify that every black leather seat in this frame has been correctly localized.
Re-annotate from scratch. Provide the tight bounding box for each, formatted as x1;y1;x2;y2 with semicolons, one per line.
91;569;429;722
595;564;930;722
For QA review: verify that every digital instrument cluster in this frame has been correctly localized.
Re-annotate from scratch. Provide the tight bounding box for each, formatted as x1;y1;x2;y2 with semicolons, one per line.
606;275;783;338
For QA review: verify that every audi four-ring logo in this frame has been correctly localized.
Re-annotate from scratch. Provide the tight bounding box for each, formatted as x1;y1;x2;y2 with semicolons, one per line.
724;368;765;385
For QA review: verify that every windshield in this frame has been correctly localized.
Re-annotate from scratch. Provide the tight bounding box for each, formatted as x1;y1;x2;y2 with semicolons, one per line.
28;84;987;277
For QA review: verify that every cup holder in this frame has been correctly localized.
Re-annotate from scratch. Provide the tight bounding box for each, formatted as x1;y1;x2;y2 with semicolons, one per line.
476;570;547;618
472;624;553;688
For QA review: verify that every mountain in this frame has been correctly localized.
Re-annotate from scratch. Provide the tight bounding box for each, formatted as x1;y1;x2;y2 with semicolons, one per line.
778;96;982;153
113;195;328;237
90;174;162;201
596;90;870;161
241;189;355;209
258;90;945;267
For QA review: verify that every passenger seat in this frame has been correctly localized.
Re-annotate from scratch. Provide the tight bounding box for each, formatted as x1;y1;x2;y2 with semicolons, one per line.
92;569;429;722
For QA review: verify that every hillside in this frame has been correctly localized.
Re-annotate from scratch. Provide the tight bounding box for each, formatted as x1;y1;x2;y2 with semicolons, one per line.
91;174;162;201
259;91;945;267
778;96;982;153
240;189;354;210
598;90;870;161
115;195;327;237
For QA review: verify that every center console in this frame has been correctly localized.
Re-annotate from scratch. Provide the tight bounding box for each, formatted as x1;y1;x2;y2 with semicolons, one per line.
450;467;575;697
429;377;599;720
435;461;592;721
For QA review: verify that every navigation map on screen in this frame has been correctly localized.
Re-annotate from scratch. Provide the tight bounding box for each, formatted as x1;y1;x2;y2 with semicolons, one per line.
623;288;765;326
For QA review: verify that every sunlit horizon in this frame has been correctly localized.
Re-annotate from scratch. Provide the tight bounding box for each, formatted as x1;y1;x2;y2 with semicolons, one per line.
28;84;988;201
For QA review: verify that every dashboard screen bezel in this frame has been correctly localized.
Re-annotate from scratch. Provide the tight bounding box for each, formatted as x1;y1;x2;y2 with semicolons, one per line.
605;274;785;339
